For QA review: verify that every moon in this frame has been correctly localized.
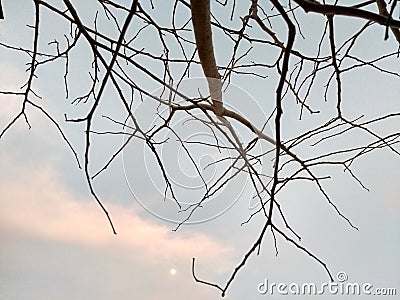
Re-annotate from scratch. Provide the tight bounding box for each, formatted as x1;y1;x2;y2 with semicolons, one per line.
169;268;177;275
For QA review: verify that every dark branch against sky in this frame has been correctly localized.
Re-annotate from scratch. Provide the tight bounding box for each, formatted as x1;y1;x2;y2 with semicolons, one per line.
0;0;4;19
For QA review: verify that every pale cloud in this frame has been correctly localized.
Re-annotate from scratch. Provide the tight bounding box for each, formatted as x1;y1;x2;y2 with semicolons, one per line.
0;156;234;269
0;147;236;299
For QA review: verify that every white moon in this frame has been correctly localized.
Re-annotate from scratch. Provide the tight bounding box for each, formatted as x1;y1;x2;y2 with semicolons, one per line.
169;268;176;275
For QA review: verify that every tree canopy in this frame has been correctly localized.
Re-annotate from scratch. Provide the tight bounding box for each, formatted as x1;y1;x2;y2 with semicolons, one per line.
1;0;399;296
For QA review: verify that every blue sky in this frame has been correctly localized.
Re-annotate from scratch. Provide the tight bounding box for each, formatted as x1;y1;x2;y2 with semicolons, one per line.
1;0;400;299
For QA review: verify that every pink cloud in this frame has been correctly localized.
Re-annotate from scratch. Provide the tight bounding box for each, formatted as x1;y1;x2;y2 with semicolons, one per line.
0;159;234;270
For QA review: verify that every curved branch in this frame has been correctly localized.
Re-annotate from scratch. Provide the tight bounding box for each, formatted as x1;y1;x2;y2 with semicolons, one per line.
294;0;400;28
190;0;224;116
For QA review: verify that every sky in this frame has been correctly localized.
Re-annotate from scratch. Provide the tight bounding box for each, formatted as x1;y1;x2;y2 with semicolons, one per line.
1;0;400;299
